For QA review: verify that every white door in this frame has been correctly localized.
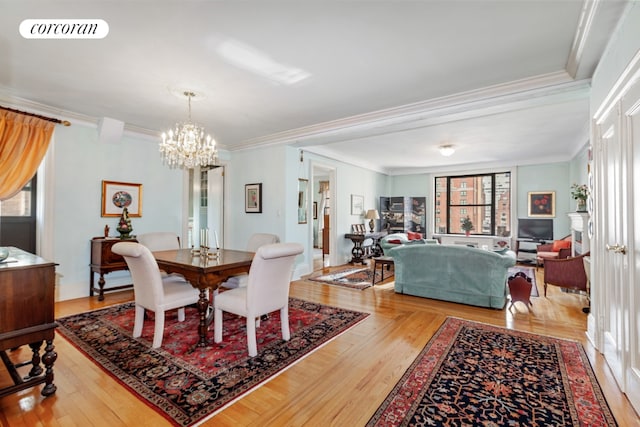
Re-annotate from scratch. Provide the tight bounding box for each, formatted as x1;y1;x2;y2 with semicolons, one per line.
620;77;640;411
595;105;627;389
207;166;224;249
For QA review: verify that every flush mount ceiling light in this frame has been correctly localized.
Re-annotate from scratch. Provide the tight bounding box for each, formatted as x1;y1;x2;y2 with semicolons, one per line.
439;144;456;157
160;91;217;169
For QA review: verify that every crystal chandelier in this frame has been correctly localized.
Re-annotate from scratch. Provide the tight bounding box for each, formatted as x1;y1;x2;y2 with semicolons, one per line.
160;91;218;169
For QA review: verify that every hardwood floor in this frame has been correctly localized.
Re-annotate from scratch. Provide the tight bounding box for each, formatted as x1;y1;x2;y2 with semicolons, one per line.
1;265;638;426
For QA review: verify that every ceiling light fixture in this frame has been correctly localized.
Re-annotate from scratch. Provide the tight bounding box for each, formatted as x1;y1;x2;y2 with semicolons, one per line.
438;144;456;157
160;91;217;169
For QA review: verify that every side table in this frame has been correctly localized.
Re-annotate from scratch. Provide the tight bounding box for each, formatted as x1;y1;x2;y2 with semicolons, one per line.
345;232;387;264
372;256;394;285
90;237;136;300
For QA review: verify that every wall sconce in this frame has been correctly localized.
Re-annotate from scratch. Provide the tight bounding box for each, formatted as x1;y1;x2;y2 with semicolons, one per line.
439;144;455;157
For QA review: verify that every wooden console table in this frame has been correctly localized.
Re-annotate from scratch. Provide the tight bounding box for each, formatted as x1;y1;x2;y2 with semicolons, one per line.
344;232;386;264
90;237;136;300
0;247;57;397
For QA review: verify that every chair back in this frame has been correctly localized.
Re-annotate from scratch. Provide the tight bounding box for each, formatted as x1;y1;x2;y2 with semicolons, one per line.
246;243;303;313
112;242;165;308
246;233;280;252
137;232;180;251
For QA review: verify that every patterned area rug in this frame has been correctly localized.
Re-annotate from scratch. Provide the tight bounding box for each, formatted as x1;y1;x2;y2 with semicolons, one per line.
367;317;617;426
56;299;368;426
508;265;539;297
309;266;392;289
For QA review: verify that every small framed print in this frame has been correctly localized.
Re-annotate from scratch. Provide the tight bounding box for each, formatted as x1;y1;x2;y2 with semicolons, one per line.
351;194;364;215
101;180;142;217
528;191;555;217
245;183;262;213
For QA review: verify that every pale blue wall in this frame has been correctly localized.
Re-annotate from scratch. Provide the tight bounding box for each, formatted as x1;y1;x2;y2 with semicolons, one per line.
45;117;590;300
52;124;183;300
516;162;571;239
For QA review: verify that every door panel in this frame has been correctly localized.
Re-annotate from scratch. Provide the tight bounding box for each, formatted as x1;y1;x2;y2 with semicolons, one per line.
622;79;640;411
597;112;626;388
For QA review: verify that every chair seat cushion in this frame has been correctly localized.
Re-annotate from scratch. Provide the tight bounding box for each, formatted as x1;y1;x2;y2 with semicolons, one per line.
215;287;248;315
537;251;560;260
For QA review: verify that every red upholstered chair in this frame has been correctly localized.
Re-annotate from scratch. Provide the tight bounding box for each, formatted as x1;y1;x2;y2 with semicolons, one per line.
542;252;590;297
536;236;572;267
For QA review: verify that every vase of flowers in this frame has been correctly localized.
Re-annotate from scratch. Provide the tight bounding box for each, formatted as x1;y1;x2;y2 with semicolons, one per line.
461;216;474;236
571;183;588;212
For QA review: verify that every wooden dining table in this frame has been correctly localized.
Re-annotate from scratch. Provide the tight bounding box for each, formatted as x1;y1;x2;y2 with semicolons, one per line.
153;248;254;347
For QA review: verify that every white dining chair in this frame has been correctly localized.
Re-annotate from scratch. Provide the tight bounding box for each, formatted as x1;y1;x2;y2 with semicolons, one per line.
214;242;303;357
136;232;180;251
112;242;199;348
219;233;280;289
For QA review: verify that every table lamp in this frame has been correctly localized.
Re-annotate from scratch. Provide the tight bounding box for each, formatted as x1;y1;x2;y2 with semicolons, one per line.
365;209;380;233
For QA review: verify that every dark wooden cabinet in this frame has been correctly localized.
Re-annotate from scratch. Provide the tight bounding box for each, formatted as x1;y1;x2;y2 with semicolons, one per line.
0;247;57;397
90;237;135;300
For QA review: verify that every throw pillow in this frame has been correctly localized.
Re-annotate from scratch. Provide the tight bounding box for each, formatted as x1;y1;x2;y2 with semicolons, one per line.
551;240;571;252
387;239;402;244
407;231;422;240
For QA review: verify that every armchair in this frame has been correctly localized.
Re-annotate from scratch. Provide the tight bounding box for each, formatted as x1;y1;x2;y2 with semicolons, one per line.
542;252;590;297
536;235;572;267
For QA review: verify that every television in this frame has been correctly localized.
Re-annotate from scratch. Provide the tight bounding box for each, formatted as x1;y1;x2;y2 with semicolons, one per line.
517;218;553;241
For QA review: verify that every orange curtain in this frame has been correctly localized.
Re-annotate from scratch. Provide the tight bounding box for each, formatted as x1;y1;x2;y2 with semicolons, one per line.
0;109;54;200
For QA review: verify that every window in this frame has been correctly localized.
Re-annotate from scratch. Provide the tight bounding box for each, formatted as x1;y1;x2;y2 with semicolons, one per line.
434;172;511;236
0;179;33;217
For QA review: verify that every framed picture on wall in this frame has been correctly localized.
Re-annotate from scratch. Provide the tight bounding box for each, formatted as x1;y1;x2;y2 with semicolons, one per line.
245;183;262;213
101;180;142;217
351;194;364;215
528;191;555;217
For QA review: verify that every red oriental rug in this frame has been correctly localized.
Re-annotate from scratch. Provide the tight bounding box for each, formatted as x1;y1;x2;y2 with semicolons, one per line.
56;298;368;426
367;317;617;426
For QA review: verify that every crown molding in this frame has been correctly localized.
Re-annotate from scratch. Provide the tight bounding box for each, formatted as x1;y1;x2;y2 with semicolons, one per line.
566;0;600;79
230;72;584;152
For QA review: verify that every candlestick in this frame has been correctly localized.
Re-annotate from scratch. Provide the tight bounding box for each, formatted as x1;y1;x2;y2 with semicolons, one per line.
214;230;219;249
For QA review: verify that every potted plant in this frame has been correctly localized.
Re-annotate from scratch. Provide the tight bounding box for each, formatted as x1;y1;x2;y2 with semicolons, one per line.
461;216;474;236
571;183;588;212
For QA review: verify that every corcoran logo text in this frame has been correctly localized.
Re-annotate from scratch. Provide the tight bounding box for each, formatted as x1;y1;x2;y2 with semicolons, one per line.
20;19;109;39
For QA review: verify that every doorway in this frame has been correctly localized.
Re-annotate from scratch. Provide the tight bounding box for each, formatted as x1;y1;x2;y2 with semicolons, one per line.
311;163;335;272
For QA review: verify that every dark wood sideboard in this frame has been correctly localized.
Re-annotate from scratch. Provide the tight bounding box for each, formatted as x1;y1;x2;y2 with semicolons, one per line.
0;247;57;397
90;237;136;300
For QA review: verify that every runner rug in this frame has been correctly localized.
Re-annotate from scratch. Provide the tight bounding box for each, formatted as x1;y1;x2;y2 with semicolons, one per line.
308;266;393;290
56;298;368;426
367;317;617;426
508;265;539;297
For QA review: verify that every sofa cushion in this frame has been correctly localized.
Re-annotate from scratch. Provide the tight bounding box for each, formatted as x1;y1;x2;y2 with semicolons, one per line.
407;231;422;240
552;240;571;252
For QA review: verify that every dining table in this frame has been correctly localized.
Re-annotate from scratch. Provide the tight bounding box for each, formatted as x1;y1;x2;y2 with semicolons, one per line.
153;248;254;347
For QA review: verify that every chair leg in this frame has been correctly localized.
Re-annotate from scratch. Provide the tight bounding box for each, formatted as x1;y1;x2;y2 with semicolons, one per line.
152;311;165;348
246;316;257;357
544;283;548;297
214;308;223;343
133;305;145;338
177;307;185;322
280;306;290;341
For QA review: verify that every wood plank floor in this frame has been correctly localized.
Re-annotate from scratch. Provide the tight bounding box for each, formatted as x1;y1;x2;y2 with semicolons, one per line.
1;264;638;426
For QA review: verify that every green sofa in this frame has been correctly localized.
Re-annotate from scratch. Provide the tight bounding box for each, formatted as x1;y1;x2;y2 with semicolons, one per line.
388;244;516;309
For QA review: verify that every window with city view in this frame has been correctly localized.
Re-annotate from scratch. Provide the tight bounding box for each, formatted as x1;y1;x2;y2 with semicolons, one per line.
434;172;511;236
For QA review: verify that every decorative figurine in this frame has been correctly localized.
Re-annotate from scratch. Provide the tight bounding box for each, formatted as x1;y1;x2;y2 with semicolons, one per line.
116;207;133;239
104;224;110;237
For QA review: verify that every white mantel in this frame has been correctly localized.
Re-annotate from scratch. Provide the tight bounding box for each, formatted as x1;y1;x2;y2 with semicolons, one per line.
568;212;590;256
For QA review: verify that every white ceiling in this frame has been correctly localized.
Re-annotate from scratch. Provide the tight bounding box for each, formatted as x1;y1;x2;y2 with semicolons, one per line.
0;1;628;175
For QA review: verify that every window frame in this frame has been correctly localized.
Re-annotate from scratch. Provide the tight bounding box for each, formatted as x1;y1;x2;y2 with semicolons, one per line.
434;171;511;236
